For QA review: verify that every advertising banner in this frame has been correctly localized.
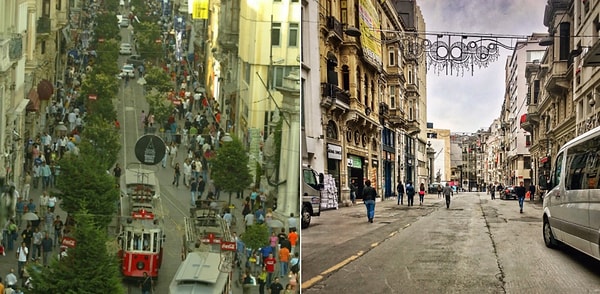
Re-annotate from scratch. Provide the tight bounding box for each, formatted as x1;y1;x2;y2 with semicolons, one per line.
358;0;382;69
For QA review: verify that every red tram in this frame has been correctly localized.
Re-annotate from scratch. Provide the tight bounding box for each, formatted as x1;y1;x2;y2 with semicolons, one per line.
118;168;165;279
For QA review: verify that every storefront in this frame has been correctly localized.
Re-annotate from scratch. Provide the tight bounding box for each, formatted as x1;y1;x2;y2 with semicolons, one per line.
382;151;395;198
327;143;342;203
347;154;365;199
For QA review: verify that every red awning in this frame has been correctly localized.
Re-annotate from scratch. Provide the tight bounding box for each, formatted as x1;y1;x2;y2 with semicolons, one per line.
520;114;527;123
37;79;54;100
540;156;549;163
26;88;40;112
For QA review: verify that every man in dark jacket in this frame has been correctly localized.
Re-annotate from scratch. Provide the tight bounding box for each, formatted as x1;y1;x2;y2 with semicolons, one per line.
396;181;404;205
362;180;377;223
514;181;527;213
406;182;416;206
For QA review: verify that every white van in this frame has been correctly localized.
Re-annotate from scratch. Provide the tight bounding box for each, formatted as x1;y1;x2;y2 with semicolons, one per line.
542;126;600;261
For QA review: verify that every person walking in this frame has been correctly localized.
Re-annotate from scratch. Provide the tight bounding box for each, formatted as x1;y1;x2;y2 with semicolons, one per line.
190;177;198;206
40;232;52;267
362;180;377;223
437;184;443;198
406;182;415;207
442;183;453;209
396;180;404;205
529;182;536;202
514;181;527;213
172;162;181;187
139;272;153;294
418;183;426;205
349;179;357;205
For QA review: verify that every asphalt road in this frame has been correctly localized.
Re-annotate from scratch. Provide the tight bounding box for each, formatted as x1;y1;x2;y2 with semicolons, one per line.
301;192;600;293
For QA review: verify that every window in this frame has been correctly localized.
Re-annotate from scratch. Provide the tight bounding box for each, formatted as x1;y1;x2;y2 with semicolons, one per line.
272;66;294;88
559;22;570;61
341;65;350;91
388;46;395;66
43;0;50;17
408;68;413;84
288;23;298;47
271;22;281;46
564;137;600;190
389;85;395;109
244;62;250;84
326;120;338;139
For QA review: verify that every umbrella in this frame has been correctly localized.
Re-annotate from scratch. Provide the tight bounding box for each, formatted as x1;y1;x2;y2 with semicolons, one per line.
268;219;284;228
22;212;39;221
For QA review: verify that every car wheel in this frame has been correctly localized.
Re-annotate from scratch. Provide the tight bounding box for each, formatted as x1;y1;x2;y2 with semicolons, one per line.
543;218;558;248
301;205;311;229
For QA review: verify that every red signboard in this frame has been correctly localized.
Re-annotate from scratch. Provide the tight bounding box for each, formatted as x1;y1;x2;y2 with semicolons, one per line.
220;241;236;252
132;209;154;219
61;236;77;248
88;94;97;100
201;233;221;244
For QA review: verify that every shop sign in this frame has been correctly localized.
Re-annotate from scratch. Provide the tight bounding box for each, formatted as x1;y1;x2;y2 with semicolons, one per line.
327;144;342;160
372;159;378;167
347;155;362;168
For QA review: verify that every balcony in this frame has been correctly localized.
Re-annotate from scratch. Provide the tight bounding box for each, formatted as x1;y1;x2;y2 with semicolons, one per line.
37;17;51;34
527;104;540;123
405;82;419;96
326;16;344;43
0;38;11;72
9;35;22;61
544;60;569;94
406;119;420;135
520;114;534;133
388;108;406;128
320;82;350;110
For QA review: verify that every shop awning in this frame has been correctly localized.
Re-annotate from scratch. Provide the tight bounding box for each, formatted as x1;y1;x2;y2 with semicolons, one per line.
26;88;39;112
37;79;54;100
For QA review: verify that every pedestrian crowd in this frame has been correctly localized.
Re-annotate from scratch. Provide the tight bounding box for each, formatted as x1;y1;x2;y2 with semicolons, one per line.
235;204;300;294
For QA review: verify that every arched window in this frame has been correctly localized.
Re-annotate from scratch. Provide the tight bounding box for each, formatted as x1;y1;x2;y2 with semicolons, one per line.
326;120;338;139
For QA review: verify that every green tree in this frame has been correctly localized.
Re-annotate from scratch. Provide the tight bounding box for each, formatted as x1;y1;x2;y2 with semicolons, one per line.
94;13;121;42
145;89;173;130
240;224;269;250
80;116;121;170
144;67;172;93
211;137;253;204
27;210;123;294
56;150;120;227
134;22;163;62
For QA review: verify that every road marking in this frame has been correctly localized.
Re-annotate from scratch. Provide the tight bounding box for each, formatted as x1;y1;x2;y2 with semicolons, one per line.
302;250;366;289
371;242;379;247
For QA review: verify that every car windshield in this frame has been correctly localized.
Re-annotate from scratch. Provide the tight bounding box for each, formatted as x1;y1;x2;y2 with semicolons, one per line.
123;65;133;71
121;44;131;48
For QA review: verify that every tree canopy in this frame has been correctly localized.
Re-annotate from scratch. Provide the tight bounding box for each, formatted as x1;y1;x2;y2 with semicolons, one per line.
56;142;120;227
241;224;269;250
211;137;253;193
27;210;123;294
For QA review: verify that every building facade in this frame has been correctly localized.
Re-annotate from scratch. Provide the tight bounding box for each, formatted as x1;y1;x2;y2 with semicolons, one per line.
313;0;427;205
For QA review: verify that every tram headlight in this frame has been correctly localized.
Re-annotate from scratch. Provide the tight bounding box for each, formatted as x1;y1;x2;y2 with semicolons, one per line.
136;261;145;270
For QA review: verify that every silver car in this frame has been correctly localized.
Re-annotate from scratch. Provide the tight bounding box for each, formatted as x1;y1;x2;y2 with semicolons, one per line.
119;43;132;55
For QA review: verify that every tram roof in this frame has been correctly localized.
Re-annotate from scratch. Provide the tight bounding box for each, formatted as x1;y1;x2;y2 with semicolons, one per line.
169;252;228;294
123;168;160;188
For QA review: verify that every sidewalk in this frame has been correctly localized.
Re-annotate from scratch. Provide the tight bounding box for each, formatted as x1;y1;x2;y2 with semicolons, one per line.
0;185;69;287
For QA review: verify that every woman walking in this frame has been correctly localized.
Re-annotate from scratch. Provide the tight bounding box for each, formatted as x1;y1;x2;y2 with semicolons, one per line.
172;162;181;187
419;183;426;205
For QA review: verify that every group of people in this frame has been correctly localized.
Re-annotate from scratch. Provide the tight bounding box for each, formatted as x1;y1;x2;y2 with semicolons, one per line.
236;216;300;294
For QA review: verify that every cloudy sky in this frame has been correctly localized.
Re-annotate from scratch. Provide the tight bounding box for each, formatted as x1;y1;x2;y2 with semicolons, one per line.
418;0;548;133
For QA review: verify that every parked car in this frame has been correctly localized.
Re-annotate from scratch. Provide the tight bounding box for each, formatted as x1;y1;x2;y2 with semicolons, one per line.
428;183;441;194
119;18;130;28
501;186;517;200
119;64;135;78
119;43;132;55
126;55;145;67
542;125;600;262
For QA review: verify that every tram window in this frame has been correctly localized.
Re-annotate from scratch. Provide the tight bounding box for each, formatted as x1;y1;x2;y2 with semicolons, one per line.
134;233;142;250
127;231;133;250
143;233;151;251
152;233;159;252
